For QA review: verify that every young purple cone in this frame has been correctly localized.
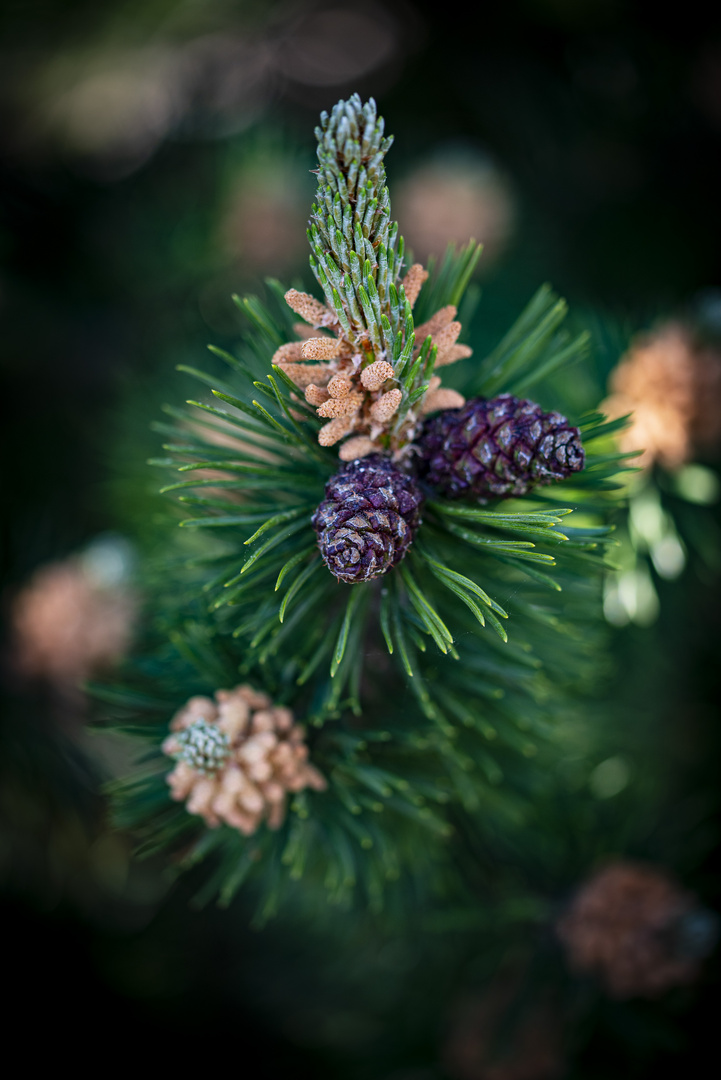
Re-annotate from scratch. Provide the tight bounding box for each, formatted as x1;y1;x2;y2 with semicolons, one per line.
312;455;423;583
417;393;585;500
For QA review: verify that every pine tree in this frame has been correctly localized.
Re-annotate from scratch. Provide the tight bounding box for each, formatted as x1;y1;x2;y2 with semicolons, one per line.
99;95;630;916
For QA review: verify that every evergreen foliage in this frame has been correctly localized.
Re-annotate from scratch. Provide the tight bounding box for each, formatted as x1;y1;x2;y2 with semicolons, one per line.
99;96;631;914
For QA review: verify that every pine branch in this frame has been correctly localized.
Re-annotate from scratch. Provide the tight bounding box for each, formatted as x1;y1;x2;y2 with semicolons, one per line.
94;96;632;912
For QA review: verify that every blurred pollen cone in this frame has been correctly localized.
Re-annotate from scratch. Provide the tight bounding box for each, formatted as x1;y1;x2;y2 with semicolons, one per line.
443;977;563;1080
10;538;137;695
603;322;721;469
396;153;515;265
557;860;718;998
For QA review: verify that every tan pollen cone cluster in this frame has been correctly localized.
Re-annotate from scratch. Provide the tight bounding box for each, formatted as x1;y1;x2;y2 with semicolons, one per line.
163;685;327;836
603;322;721;470
272;263;470;460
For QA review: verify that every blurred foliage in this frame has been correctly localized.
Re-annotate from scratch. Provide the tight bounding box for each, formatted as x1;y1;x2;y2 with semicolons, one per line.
1;1;721;1076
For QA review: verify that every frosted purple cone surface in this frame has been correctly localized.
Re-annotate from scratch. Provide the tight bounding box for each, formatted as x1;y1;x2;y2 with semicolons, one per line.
312;455;423;583
417;394;585;500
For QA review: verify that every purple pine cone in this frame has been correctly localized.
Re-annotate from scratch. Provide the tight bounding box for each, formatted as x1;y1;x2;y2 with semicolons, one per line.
417;394;585;501
312;455;423;583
